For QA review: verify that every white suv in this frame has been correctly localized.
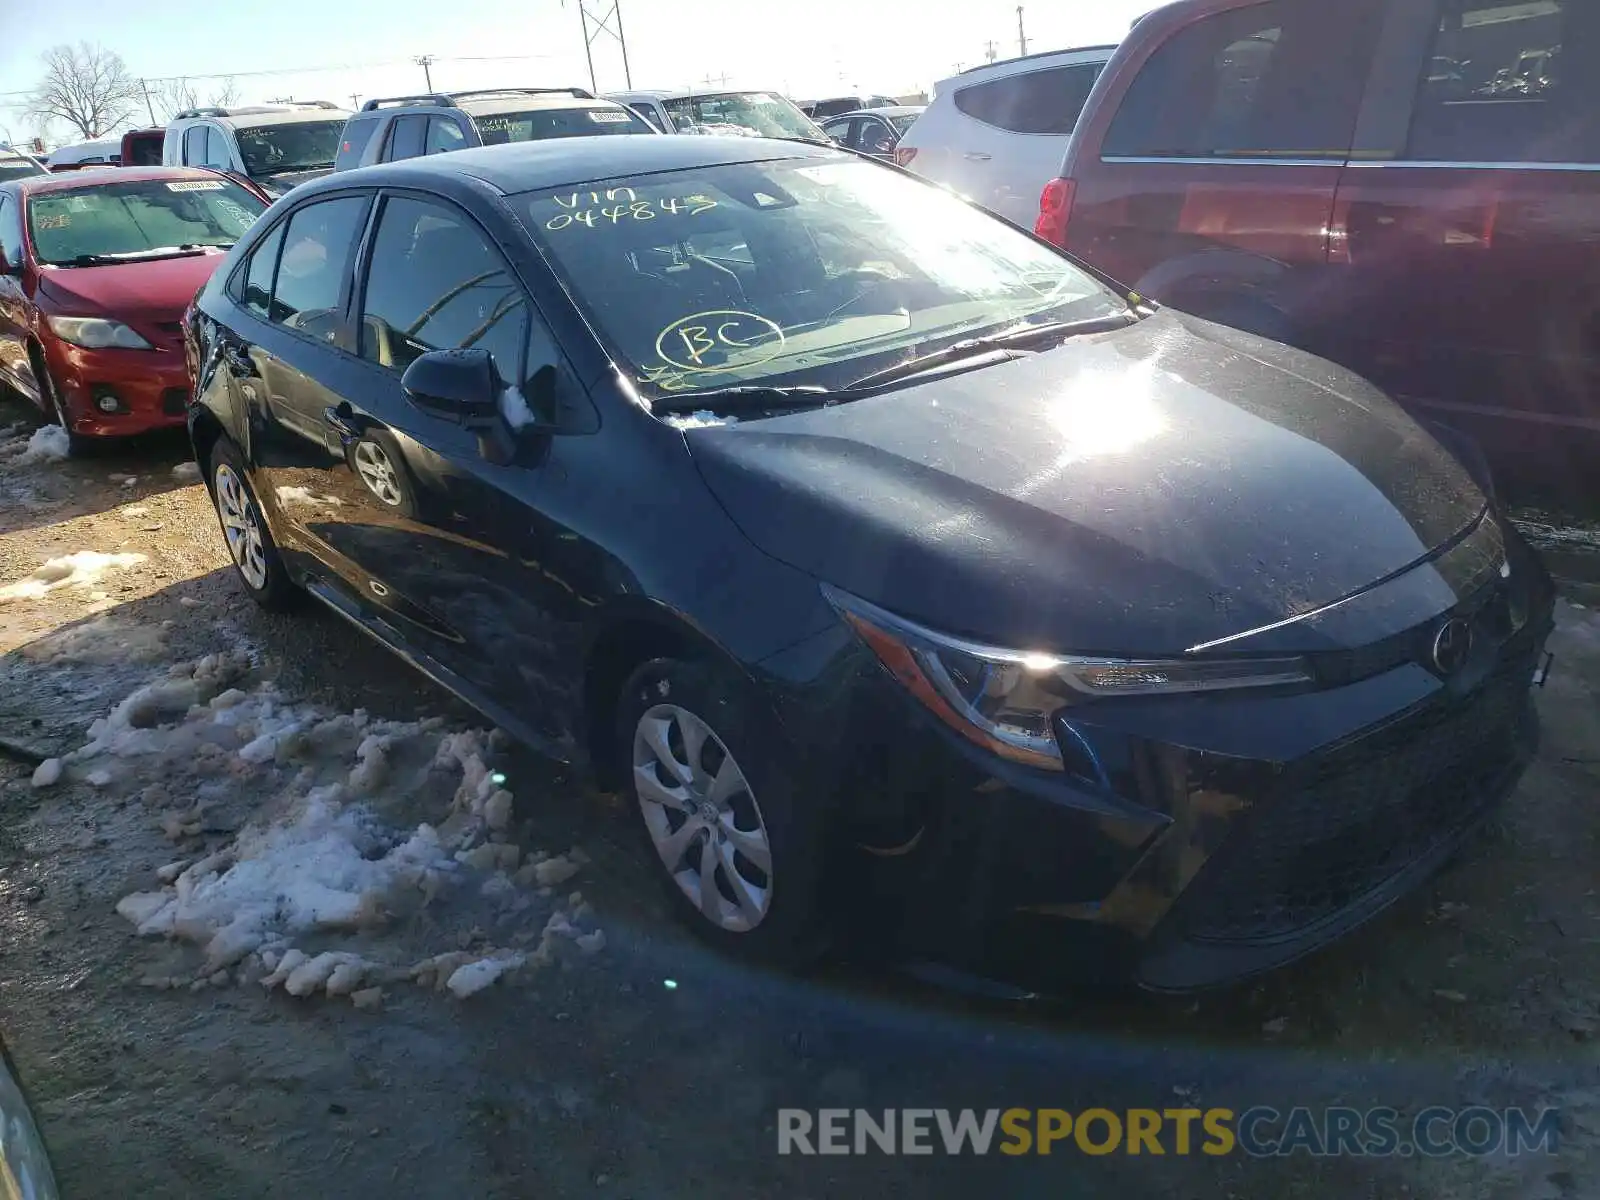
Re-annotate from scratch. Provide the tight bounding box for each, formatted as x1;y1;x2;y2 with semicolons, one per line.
163;103;352;199
896;46;1116;227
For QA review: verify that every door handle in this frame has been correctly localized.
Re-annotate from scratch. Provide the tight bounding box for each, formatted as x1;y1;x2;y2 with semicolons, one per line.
323;402;362;441
963;151;992;161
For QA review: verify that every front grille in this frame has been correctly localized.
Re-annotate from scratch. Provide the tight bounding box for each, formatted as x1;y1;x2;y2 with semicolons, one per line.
1179;653;1536;945
161;387;188;415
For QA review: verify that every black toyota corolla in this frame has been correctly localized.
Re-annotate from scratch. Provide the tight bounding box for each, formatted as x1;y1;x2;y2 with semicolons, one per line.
184;135;1554;992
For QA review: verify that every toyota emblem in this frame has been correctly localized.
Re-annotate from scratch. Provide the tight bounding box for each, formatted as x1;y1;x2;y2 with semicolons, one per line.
1430;617;1474;676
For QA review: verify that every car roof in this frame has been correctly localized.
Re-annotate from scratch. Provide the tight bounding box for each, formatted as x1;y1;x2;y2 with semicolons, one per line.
2;165;236;198
940;43;1119;87
219;109;352;128
321;134;840;195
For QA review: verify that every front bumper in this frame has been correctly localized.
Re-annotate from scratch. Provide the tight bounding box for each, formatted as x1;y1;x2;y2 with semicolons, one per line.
763;517;1555;993
44;337;189;439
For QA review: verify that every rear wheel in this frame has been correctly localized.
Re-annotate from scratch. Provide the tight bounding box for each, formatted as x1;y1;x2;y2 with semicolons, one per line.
207;438;301;611
617;657;829;966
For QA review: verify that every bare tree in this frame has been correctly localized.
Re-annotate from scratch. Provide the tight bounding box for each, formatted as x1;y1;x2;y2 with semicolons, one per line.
149;75;241;122
28;42;142;139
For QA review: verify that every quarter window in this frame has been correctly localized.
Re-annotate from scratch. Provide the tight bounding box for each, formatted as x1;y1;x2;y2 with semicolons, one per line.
953;63;1105;136
1102;0;1385;158
1409;0;1582;162
358;195;528;385
269;195;367;335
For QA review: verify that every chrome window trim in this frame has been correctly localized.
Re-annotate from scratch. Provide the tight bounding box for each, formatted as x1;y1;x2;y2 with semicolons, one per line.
1099;155;1346;167
1347;160;1600;172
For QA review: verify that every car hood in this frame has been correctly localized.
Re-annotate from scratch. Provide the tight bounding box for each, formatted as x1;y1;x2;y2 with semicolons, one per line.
38;253;227;320
684;311;1487;655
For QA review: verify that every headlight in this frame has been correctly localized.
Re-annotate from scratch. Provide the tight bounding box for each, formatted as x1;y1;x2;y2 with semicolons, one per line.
823;585;1311;772
47;315;153;350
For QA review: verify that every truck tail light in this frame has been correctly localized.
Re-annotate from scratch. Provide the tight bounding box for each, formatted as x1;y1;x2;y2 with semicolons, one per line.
1034;177;1076;247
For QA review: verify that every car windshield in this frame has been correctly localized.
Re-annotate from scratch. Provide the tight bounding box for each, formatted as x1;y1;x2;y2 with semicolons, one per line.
522;156;1124;402
474;106;654;143
27;178;266;265
889;112;921;132
236;120;344;176
661;92;827;142
0;161;43;183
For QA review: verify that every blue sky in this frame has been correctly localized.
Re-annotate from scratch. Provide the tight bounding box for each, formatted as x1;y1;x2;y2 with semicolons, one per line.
0;0;1148;142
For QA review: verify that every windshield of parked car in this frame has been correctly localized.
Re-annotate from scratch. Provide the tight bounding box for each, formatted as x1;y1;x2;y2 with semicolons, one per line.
888;112;922;132
26;178;266;265
522;156;1123;401
661;92;826;142
236;120;344;176
474;106;655;143
0;161;43;183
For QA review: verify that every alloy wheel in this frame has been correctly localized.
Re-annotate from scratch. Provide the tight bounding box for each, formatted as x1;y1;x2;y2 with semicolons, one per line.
213;463;269;589
632;703;774;933
353;440;404;507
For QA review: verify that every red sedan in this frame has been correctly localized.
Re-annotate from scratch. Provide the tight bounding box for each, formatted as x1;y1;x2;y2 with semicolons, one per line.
0;166;268;452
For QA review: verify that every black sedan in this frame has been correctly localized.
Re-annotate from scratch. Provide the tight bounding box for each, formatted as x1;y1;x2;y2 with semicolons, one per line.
183;135;1554;992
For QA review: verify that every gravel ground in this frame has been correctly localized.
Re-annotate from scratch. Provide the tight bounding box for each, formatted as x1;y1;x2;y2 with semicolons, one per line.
3;395;1600;1199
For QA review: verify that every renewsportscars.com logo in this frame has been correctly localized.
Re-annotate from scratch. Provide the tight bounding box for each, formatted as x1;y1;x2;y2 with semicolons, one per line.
776;1107;1561;1158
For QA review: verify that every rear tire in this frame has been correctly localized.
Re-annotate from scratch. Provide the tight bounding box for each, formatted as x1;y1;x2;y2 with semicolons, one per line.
616;657;830;967
206;437;301;611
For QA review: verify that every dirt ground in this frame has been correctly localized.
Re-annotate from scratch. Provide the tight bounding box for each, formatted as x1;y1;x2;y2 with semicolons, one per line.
3;394;1600;1199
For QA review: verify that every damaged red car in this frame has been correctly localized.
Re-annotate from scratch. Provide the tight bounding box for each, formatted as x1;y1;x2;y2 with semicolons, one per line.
0;166;268;453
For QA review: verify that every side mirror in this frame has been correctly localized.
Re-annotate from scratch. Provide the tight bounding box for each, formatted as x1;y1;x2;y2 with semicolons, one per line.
402;347;503;428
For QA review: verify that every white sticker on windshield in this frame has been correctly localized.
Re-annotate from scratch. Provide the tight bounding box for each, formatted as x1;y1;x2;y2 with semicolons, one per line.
588;110;631;123
166;180;226;192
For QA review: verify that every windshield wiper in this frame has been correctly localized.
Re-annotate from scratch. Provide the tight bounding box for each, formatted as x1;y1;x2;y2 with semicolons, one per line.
845;312;1139;391
652;385;833;417
63;245;216;267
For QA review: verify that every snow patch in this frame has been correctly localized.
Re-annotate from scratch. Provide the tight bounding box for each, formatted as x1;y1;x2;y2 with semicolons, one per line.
171;461;201;484
0;551;146;603
500;385;539;430
274;485;342;508
663;409;738;430
17;424;69;464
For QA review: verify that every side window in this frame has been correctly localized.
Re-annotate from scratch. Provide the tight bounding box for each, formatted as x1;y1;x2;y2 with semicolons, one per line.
358;196;529;389
1102;0;1385;158
183;125;207;166
859;118;896;154
630;104;665;132
0;197;22;268
335;116;381;170
384;115;428;163
953;63;1105;135
823;118;857;148
240;222;286;320
425;117;468;155
1409;0;1578;162
269;195;368;336
203;126;233;171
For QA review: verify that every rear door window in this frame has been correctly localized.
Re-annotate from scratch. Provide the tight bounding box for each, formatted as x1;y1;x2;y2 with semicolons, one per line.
384;115;428;162
822;117;858;148
1102;0;1386;158
269;195;368;336
953;63;1105;135
241;222;286;320
335;116;380;170
1408;0;1586;162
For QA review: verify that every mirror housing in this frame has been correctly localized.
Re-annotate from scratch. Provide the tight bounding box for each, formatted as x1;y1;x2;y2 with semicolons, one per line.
401;348;503;428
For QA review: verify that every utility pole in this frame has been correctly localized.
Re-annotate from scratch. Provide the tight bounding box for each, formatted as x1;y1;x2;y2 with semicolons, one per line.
984;39;999;64
414;54;436;91
349;93;362;109
1016;5;1028;57
700;72;731;89
267;95;295;105
139;79;157;124
577;0;633;91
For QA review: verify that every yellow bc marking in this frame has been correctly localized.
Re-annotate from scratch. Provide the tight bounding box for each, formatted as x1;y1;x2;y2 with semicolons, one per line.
655;310;785;373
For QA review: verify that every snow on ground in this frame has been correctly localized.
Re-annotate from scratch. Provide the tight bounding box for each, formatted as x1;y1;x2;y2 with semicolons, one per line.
16;423;69;465
274;485;342;508
17;613;168;665
171;461;201;484
0;551;147;603
48;656;605;1006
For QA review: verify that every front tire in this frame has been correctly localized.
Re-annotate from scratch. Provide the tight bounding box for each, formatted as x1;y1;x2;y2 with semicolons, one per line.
207;438;300;611
617;657;829;966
